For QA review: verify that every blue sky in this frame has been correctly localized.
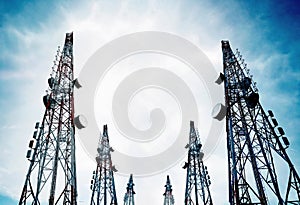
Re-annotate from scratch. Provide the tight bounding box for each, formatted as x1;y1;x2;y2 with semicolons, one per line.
0;0;300;204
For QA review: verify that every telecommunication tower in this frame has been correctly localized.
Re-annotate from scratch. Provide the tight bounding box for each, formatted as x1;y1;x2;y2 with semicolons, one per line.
19;32;77;205
123;174;135;205
183;121;213;205
163;175;175;205
218;40;300;204
90;125;118;205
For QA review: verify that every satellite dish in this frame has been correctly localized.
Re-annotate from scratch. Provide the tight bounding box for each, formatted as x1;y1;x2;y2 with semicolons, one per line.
43;95;56;109
95;156;101;164
74;114;88;129
112;165;118;172
73;78;82;89
182;162;189;169
212;103;226;121
215;73;225;85
199;152;204;161
245;92;259;108
241;77;251;90
48;77;55;88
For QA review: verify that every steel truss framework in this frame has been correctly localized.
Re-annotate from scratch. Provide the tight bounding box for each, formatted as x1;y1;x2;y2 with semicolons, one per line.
123;174;135;205
19;33;77;205
221;40;300;204
163;175;175;205
184;121;213;205
90;125;118;205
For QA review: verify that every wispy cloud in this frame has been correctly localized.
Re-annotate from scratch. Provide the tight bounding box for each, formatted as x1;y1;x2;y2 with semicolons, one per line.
0;125;17;130
0;69;36;80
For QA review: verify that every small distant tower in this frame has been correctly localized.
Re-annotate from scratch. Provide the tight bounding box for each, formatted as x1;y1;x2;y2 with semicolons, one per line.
124;174;135;205
19;32;77;205
183;121;213;205
163;175;175;205
219;40;300;204
90;125;118;205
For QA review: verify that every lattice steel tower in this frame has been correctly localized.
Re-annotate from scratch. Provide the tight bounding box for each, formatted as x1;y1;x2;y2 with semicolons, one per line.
183;121;213;205
123;174;135;205
90;125;118;205
163;175;174;205
19;32;77;205
219;40;300;204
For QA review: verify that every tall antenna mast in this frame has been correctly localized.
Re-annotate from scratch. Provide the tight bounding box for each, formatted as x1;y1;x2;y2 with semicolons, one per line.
183;121;213;205
124;174;135;205
19;32;77;205
218;40;300;204
90;125;118;205
163;175;175;205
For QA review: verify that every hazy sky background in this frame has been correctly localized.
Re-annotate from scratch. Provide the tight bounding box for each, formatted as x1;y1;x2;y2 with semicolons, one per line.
0;0;300;204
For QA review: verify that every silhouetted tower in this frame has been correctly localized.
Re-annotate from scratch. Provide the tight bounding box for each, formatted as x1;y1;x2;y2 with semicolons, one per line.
90;125;118;205
124;174;135;205
19;33;77;205
163;175;174;205
218;40;300;204
183;121;213;205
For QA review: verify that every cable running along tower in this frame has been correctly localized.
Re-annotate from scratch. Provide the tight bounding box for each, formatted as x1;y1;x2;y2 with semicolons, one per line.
163;175;175;205
90;125;118;205
183;121;213;205
19;33;77;204
123;174;135;205
220;40;300;204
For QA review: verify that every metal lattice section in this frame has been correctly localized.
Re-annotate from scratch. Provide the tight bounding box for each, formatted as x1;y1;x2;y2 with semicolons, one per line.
221;40;300;204
183;121;213;205
163;175;175;205
124;174;135;205
90;125;118;205
19;33;77;205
